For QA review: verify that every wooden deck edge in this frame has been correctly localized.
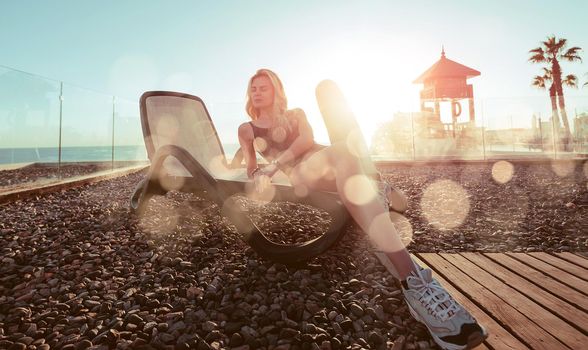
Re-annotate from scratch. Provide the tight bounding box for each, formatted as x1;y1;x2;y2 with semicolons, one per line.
0;165;148;205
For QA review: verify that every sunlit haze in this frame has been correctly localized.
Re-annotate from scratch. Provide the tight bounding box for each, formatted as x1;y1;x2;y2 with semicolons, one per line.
2;0;587;146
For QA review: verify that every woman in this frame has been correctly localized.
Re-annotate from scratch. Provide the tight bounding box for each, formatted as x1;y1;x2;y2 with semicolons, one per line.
238;69;487;350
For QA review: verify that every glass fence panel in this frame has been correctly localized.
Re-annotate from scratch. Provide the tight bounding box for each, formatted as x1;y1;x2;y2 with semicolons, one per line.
481;97;548;159
482;96;587;159
371;112;416;161
0;67;61;189
60;84;113;176
567;96;588;156
113;98;147;166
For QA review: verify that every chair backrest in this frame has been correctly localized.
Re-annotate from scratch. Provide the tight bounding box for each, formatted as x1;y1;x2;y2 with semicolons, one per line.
140;91;237;178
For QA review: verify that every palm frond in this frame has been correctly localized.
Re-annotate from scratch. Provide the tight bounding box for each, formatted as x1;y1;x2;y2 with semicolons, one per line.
555;37;567;51
542;36;557;54
532;75;547;89
529;53;546;63
529;47;544;55
561;46;583;62
562;74;578;88
542;67;553;79
528;47;545;62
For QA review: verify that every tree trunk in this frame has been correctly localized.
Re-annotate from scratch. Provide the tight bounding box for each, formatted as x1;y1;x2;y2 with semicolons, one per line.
550;58;573;151
556;85;573;151
549;84;561;139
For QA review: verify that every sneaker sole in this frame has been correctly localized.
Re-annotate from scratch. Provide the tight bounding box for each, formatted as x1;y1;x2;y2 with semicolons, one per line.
406;302;488;350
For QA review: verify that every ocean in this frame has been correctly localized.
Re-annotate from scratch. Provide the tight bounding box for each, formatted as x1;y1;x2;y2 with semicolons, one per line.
0;143;243;165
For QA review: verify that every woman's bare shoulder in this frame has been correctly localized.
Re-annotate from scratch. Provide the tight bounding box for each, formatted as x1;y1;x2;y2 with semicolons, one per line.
286;108;307;120
238;121;253;139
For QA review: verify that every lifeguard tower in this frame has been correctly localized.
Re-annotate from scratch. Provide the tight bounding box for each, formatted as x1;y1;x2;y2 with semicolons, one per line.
413;48;480;140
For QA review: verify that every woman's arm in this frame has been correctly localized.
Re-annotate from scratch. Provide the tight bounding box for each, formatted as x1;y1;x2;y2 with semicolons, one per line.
238;123;258;178
275;108;315;165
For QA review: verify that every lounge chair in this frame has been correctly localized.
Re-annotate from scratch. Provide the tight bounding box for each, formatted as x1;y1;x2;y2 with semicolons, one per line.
130;91;350;264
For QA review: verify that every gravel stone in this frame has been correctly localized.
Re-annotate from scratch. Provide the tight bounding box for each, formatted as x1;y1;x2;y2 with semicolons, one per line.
1;162;586;349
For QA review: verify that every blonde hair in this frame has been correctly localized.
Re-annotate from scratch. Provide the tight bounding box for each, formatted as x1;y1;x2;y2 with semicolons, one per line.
245;69;291;132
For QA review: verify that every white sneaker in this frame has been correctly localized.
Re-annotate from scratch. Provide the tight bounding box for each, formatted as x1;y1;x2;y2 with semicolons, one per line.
376;181;408;213
402;266;488;350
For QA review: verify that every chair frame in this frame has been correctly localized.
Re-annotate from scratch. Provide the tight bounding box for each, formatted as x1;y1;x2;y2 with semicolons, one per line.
130;91;350;264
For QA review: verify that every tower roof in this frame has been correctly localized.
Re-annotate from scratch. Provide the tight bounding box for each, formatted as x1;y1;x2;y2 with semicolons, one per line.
413;48;480;83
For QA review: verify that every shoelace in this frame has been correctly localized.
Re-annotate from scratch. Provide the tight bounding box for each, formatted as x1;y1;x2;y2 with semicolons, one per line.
410;275;461;321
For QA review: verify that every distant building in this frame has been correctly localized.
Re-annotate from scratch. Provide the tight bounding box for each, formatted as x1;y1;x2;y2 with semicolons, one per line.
574;113;588;143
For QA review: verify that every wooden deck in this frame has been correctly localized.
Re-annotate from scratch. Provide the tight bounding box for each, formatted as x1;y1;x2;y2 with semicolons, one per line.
412;252;588;350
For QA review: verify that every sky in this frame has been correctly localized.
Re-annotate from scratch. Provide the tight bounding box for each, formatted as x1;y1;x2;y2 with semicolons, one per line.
1;0;588;147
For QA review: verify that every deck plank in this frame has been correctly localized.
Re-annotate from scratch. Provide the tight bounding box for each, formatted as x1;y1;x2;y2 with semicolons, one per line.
460;253;588;334
412;255;528;350
484;253;588;312
556;252;588;269
441;253;587;349
419;253;567;350
527;252;588;280
506;253;588;294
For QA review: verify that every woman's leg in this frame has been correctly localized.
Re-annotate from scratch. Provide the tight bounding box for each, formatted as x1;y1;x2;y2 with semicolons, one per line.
290;143;488;349
289;142;416;280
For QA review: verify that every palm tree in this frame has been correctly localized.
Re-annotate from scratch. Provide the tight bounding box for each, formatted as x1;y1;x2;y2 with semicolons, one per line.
532;68;560;133
529;36;582;150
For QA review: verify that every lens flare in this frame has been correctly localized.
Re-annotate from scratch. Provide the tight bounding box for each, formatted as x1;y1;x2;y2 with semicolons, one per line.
208;155;230;177
254;137;268;153
139;200;180;237
551;160;575;177
155;114;180;143
294;184;309;197
245;176;276;204
420;180;470;230
492;161;514;184
343;175;377;206
322;165;336;181
345;129;368;158
159;173;185;191
298;156;325;183
271;127;287;143
389;212;413;246
221;194;255;236
368;212;413;252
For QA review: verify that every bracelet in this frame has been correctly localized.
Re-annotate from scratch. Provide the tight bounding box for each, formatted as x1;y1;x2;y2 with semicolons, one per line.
251;167;262;177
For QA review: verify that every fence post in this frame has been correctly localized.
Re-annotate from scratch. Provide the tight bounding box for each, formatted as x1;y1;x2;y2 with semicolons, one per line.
410;112;416;161
551;114;557;159
58;82;64;178
111;96;116;171
481;99;486;160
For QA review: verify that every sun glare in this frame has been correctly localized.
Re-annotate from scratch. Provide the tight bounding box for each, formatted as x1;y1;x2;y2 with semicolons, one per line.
285;37;423;146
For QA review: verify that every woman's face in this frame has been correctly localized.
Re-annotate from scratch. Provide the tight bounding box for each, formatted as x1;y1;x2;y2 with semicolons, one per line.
250;76;274;111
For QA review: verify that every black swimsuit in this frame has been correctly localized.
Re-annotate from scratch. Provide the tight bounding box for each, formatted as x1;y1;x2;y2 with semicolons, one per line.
249;118;319;171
